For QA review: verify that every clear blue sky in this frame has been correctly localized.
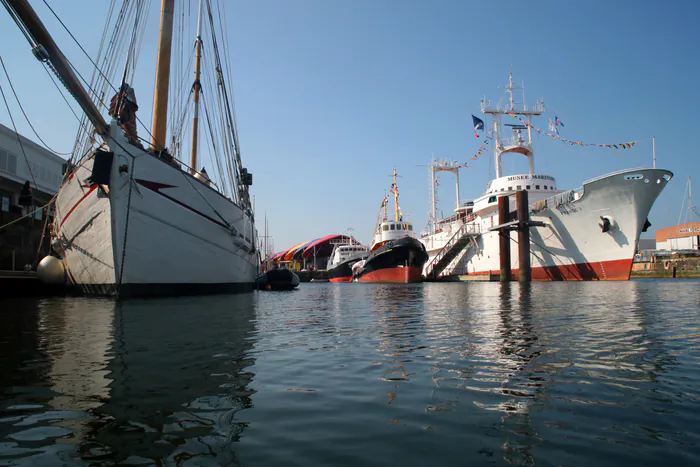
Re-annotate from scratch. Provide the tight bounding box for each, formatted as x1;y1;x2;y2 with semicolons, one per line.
1;0;698;251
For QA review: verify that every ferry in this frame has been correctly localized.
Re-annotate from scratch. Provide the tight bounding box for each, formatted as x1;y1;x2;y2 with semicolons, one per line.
355;169;428;283
420;73;672;281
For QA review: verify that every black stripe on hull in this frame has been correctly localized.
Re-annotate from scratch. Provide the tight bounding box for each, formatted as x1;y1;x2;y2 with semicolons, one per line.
356;236;428;280
76;282;255;299
327;256;366;282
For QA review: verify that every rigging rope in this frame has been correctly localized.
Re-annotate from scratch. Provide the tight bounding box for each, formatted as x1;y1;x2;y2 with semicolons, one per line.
0;56;72;155
0;80;38;191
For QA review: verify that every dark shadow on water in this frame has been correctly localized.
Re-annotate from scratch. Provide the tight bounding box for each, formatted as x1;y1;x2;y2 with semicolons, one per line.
495;282;542;466
0;294;259;466
371;284;426;403
81;294;259;465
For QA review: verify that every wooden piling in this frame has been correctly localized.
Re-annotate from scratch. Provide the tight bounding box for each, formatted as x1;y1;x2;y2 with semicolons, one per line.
498;196;511;282
516;190;531;282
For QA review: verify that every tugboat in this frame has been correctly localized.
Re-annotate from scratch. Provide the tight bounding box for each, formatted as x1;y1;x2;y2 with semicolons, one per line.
326;236;368;283
355;169;428;283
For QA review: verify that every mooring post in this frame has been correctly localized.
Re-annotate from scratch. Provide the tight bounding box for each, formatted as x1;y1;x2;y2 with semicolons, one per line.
498;195;511;282
516;190;531;282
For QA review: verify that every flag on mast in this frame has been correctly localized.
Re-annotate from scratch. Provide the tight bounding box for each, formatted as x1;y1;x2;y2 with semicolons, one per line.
549;118;559;136
472;115;484;137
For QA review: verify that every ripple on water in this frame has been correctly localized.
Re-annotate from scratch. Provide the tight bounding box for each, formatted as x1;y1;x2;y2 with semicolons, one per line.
0;281;699;466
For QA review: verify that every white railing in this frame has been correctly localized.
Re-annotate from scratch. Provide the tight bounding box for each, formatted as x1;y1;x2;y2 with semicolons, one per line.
497;136;531;148
481;100;545;115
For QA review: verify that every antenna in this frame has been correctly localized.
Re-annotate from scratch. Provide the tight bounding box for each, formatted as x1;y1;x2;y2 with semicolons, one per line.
653;136;657;169
678;176;699;226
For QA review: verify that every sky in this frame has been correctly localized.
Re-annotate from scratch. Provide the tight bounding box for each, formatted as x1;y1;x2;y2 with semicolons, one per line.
1;0;699;252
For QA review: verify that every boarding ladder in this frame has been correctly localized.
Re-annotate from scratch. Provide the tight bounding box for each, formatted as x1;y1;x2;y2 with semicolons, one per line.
425;222;480;279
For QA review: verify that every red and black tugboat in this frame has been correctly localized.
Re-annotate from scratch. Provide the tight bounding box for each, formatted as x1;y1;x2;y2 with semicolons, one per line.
355;169;428;283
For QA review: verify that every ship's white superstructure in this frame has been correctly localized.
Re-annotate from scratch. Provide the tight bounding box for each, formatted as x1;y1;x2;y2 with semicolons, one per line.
420;73;672;280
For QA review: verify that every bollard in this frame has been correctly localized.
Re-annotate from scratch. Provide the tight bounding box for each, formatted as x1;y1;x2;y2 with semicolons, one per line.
498;196;511;282
516;190;531;282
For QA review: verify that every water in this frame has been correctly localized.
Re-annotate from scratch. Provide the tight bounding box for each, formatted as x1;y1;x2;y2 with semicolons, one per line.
1;280;699;466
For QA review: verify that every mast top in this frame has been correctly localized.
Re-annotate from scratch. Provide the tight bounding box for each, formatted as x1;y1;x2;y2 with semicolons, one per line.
480;72;543;178
481;72;544;116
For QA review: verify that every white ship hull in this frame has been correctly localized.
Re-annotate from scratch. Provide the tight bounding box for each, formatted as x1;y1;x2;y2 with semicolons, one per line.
52;126;257;297
422;168;672;280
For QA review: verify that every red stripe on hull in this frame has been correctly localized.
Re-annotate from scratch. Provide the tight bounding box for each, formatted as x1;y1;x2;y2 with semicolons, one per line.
59;184;98;228
524;258;633;281
329;276;352;283
358;266;423;284
468;258;633;281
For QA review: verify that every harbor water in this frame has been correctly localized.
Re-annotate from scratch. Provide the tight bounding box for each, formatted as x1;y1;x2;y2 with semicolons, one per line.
1;280;699;466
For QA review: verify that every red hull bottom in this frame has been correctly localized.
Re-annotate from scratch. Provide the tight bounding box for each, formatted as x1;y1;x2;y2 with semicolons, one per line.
470;258;634;281
358;266;423;284
329;276;352;283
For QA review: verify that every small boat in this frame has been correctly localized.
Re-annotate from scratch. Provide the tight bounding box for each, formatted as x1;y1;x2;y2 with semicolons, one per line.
326;238;368;283
255;265;300;291
354;169;428;283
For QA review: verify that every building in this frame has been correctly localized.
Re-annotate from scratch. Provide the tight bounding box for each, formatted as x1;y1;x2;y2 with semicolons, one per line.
655;222;700;251
637;238;656;251
0;122;66;269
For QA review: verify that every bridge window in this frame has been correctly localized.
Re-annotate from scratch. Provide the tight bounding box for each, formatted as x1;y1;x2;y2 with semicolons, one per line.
390;224;395;230
535;185;540;190
382;224;389;231
402;223;407;230
544;186;548;190
500;188;504;192
526;185;531;190
408;224;413;231
488;196;497;203
508;186;513;191
517;185;522;190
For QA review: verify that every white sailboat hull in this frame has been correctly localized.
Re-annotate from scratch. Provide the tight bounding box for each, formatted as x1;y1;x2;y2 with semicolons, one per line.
421;168;672;280
52;128;257;297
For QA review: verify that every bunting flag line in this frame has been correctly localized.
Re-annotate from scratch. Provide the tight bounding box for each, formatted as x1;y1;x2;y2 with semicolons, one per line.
469;130;493;161
505;111;636;150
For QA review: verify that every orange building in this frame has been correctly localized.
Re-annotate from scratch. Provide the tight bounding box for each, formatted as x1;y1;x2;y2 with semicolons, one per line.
655;222;700;250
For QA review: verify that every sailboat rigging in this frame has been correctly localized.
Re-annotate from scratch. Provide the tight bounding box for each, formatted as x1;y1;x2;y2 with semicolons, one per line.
2;0;258;297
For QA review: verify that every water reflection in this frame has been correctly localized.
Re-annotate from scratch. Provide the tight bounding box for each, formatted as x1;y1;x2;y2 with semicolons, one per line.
0;298;115;464
0;294;258;466
1;281;699;466
371;285;425;406
87;295;258;465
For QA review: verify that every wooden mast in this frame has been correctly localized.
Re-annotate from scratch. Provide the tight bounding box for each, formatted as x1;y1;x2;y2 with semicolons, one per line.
190;0;204;172
4;0;108;136
150;0;175;151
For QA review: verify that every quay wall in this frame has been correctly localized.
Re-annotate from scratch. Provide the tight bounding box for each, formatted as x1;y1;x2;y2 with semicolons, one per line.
631;257;700;278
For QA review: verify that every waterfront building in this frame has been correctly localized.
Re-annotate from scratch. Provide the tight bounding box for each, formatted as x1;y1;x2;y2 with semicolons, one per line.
655;222;700;251
0;123;65;269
